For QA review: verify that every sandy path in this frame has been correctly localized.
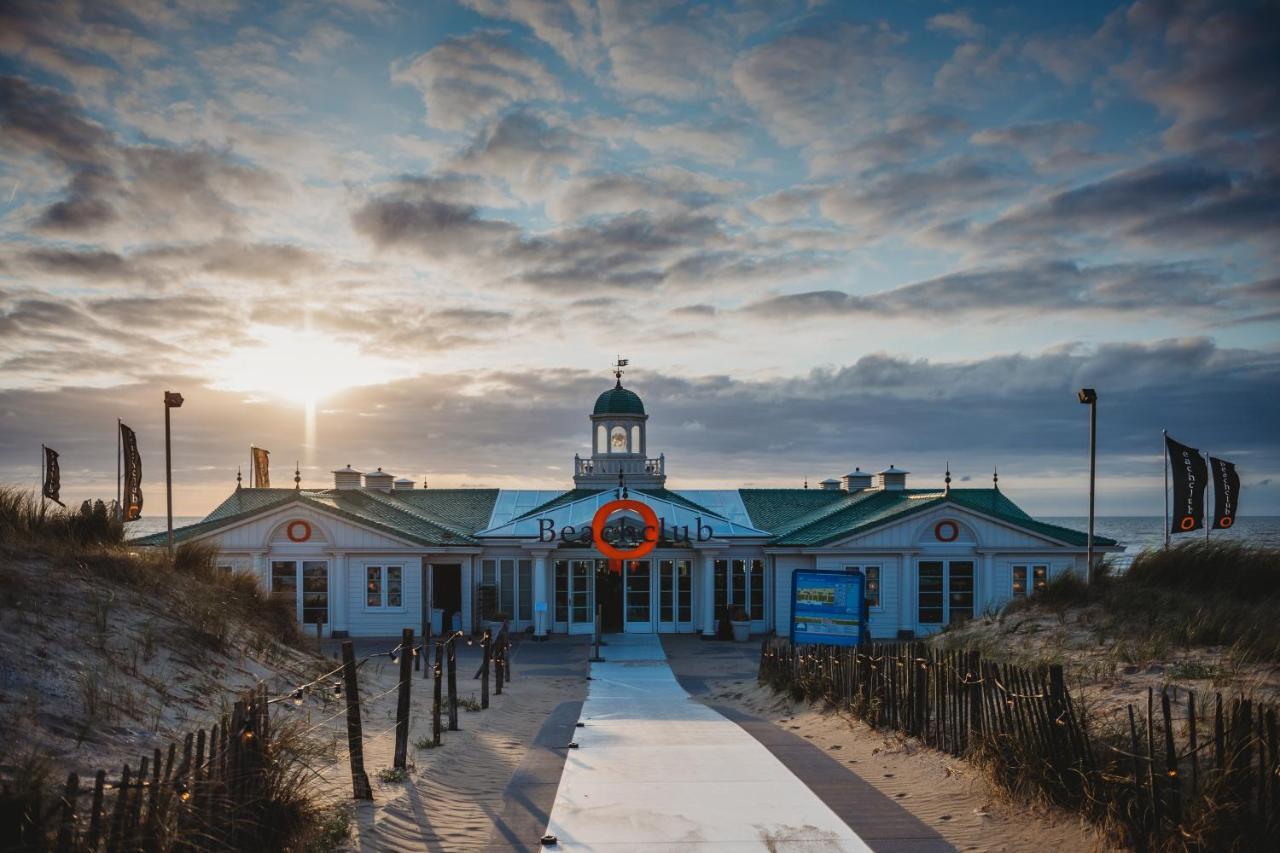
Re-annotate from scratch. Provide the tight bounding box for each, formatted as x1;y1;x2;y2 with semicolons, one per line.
301;637;587;852
703;678;1106;853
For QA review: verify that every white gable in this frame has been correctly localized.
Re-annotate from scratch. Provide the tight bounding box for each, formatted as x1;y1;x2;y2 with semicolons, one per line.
188;504;422;551
823;504;1078;550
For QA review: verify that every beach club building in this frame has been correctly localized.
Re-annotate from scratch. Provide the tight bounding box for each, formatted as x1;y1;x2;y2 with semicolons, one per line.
137;375;1118;640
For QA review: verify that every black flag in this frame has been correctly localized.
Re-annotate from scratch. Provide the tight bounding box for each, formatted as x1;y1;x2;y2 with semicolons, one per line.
1166;435;1207;534
1210;456;1240;530
251;446;270;488
42;446;64;506
120;422;143;521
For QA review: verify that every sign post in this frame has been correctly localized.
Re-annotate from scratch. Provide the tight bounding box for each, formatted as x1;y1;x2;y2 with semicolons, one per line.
789;569;867;647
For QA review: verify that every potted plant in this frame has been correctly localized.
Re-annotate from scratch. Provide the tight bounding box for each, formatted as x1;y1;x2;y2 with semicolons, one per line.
729;606;750;642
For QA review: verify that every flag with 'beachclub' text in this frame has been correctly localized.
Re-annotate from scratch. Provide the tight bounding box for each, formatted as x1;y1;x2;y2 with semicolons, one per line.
252;446;270;488
1210;456;1240;530
1166;435;1207;534
120;422;143;521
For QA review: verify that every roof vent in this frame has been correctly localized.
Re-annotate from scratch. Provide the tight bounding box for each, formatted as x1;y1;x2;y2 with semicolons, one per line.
877;465;908;491
332;465;362;490
819;478;842;491
393;477;415;491
364;467;394;492
842;468;873;491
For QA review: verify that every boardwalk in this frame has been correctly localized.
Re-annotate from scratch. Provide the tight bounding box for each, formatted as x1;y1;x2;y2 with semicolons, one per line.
544;634;874;851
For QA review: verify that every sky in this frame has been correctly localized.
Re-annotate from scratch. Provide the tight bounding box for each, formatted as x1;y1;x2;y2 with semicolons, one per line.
1;0;1277;517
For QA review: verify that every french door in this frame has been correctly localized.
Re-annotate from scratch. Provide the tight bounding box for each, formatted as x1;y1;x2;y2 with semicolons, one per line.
657;559;694;632
714;558;766;626
271;559;329;632
624;560;653;632
917;559;974;628
553;559;598;634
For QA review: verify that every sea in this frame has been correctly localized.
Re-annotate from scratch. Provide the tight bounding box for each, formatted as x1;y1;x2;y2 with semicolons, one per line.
130;515;1280;569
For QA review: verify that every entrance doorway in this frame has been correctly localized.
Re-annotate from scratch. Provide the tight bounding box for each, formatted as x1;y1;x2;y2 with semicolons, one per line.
431;564;462;634
596;563;624;632
270;559;329;634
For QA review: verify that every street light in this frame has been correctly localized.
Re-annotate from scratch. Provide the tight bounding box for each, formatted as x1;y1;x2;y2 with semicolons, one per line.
164;391;184;557
1077;388;1097;583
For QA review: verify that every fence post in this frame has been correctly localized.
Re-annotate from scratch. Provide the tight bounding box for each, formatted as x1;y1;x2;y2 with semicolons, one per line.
495;626;505;696
1161;689;1181;824
393;628;415;770
87;769;106;851
481;629;491;709
54;772;78;853
590;605;604;662
447;637;459;731
433;640;444;746
341;641;374;799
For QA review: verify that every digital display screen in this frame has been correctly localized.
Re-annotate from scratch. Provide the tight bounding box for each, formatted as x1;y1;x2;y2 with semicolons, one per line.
790;569;866;647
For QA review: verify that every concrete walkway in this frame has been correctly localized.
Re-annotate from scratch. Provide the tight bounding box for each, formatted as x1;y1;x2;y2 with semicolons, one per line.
544;634;872;851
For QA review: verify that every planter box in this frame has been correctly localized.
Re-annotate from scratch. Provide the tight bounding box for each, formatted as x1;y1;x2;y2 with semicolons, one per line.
730;621;751;642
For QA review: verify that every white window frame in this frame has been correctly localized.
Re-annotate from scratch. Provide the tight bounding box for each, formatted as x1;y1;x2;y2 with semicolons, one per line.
843;564;883;611
364;564;405;611
1012;564;1049;598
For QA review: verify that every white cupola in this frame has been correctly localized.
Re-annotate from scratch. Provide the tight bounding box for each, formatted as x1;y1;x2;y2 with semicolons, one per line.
573;359;665;488
332;465;362;490
364;468;394;492
842;468;873;491
877;465;909;491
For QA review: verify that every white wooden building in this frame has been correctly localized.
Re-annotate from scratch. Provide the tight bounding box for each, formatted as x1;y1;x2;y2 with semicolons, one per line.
137;374;1119;639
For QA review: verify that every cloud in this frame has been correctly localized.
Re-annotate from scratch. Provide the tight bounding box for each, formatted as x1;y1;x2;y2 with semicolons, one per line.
731;22;913;146
350;178;520;257
391;30;562;130
926;11;984;40
741;260;1230;320
461;0;601;70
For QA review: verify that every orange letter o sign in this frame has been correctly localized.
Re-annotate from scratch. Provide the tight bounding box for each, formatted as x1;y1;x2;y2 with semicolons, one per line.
591;499;660;567
286;520;312;542
934;520;959;542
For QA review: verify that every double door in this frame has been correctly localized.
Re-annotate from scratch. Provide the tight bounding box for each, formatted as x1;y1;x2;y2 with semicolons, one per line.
270;559;329;631
552;556;695;633
917;559;974;628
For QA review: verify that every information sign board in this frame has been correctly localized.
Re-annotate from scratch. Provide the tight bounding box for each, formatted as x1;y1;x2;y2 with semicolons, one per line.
789;569;867;647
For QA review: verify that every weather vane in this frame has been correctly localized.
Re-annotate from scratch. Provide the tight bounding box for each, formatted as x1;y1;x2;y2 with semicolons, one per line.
613;355;628;387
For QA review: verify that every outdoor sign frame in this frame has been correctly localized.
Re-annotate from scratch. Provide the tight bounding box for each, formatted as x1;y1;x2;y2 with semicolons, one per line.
789;568;868;647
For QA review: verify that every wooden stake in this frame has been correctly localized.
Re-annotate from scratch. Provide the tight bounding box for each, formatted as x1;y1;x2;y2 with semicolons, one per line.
393;628;414;770
341;641;373;799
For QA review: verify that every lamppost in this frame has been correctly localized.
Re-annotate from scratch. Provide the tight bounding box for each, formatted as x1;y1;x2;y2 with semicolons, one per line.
164;391;184;556
1077;388;1097;582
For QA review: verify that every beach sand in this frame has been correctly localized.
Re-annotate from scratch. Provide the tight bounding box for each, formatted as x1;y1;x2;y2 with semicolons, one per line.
700;677;1106;853
303;636;588;852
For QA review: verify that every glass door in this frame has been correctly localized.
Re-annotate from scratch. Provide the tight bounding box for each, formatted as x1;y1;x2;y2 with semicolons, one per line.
658;559;694;632
917;559;973;628
624;559;653;632
271;559;330;634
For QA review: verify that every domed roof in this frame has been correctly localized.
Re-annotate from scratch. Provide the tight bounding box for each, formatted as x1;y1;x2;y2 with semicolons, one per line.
593;383;645;416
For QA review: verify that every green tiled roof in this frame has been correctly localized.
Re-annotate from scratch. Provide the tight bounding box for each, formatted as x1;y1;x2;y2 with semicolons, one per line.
761;487;1116;548
129;488;488;548
384;488;500;532
738;488;850;531
512;487;723;524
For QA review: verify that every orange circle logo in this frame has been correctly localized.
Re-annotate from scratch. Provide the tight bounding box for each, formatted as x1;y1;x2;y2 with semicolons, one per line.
286;520;312;542
1220;516;1233;528
1179;516;1196;531
591;500;659;567
934;520;959;542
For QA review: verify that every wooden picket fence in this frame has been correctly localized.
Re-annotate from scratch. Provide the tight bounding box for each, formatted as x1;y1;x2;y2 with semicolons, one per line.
760;638;1280;851
1;686;273;852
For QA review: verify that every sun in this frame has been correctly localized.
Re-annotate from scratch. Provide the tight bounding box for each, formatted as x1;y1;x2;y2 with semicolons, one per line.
208;327;411;406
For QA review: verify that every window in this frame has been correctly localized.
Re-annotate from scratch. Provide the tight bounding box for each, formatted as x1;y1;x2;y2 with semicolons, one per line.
365;565;404;608
843;565;881;609
610;425;627;452
597;424;606;453
749;559;765;620
714;559;728;614
554;560;569;623
271;561;297;601
1013;564;1049;597
631;425;641;454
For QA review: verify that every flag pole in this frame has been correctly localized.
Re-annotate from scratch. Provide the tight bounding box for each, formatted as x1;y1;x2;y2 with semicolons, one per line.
40;443;46;516
116;418;122;520
1162;429;1169;548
